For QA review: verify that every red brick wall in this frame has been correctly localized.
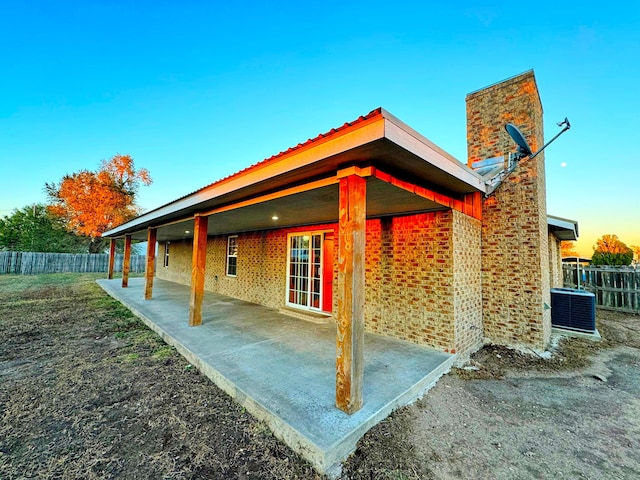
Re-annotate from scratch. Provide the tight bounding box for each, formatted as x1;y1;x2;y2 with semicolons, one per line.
452;210;484;356
365;212;457;352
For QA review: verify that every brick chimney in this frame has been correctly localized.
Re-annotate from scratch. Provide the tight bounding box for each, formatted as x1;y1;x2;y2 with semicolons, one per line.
466;70;551;351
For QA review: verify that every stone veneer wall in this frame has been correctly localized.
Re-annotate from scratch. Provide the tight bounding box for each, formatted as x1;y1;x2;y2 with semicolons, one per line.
156;210;482;356
467;70;552;351
548;233;563;288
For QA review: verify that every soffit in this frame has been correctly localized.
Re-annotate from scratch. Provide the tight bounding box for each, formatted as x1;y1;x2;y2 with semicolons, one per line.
547;215;579;241
130;178;447;242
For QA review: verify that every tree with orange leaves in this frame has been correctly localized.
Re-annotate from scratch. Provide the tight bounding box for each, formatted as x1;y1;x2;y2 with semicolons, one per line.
560;241;579;258
46;154;152;253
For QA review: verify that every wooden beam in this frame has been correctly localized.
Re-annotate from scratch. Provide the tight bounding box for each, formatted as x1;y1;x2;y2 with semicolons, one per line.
189;215;208;327
336;165;373;179
336;174;366;414
107;239;116;279
463;191;483;220
122;234;132;288
371;167;483;220
198;176;339;218
144;228;157;300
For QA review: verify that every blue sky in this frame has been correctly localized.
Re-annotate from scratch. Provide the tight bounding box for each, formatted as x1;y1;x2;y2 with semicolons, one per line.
1;1;638;256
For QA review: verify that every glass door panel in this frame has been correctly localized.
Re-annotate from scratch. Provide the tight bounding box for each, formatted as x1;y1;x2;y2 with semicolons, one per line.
287;233;322;310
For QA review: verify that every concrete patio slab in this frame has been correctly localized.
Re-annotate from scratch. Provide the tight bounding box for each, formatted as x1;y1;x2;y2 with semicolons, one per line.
97;278;455;476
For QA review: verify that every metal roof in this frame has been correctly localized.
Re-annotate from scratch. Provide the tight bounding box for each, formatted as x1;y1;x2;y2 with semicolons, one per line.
103;108;486;240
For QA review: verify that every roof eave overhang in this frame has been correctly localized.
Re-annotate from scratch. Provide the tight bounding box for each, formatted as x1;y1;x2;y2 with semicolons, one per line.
548;214;579;241
104;110;486;238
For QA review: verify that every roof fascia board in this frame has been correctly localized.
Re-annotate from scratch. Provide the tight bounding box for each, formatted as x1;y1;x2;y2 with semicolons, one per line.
382;112;487;193
547;215;578;232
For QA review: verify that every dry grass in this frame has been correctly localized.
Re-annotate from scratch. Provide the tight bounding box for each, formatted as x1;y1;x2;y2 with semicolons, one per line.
1;274;638;479
0;274;321;480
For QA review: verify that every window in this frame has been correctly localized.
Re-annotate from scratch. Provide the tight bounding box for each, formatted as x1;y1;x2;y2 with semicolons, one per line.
226;235;238;276
163;242;170;267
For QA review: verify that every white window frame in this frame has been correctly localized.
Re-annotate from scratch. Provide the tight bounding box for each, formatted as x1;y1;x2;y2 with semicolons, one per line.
285;231;325;311
226;235;238;277
163;241;170;267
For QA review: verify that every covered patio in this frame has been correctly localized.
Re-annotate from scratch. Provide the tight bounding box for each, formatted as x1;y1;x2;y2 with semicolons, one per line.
97;277;455;475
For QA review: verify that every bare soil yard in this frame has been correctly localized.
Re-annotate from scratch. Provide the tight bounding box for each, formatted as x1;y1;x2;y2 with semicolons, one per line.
1;274;638;479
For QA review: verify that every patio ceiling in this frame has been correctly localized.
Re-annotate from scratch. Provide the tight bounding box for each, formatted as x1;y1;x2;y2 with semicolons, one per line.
129;177;449;242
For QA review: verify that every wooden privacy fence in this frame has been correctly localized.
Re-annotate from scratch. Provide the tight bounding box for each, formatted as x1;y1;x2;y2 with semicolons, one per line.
563;264;640;313
0;252;147;275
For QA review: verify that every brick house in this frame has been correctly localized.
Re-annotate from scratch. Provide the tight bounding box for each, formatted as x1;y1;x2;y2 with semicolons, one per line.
104;70;577;414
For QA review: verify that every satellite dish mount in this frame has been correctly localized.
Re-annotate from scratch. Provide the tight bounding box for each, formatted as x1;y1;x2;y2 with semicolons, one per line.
505;117;571;161
483;118;571;195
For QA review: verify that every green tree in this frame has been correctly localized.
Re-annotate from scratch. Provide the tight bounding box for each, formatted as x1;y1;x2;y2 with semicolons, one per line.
0;204;87;253
590;234;633;266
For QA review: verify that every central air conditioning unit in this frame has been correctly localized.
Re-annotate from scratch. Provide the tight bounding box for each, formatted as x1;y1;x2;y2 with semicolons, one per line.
550;288;596;332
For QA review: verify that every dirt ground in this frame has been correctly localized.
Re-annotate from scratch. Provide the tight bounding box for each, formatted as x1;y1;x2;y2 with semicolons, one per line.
1;274;639;479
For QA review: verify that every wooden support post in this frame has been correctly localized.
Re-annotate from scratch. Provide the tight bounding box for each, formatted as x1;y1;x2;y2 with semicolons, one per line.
144;228;157;300
189;215;208;326
108;238;116;279
336;174;366;414
122;234;132;288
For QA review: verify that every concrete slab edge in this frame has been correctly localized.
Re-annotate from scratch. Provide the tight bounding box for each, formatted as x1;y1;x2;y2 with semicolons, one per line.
96;281;330;473
322;353;457;474
96;280;456;477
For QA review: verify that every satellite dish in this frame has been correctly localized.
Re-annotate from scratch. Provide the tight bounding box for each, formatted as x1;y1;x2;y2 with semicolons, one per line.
505;118;571;161
505;123;532;157
488;118;571;195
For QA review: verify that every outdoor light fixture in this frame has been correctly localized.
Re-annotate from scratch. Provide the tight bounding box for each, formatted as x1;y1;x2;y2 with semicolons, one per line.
272;215;279;221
